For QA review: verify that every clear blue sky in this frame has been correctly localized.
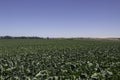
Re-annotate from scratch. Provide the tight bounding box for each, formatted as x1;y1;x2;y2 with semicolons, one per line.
0;0;120;38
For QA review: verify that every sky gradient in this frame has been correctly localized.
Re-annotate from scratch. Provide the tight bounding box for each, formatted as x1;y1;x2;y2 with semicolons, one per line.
0;0;120;38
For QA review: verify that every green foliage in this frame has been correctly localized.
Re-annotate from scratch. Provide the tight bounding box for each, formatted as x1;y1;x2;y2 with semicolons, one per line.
0;39;120;80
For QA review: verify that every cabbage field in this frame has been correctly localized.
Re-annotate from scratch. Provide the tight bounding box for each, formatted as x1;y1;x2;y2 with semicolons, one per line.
0;39;120;80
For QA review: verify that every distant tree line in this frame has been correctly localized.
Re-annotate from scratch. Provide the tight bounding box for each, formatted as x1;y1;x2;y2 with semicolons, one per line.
0;36;45;39
0;36;120;40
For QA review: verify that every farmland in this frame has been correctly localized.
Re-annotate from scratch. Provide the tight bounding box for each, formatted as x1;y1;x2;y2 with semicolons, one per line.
0;39;120;80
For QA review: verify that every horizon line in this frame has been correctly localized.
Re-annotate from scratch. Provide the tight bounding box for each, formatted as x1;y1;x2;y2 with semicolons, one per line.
0;35;120;39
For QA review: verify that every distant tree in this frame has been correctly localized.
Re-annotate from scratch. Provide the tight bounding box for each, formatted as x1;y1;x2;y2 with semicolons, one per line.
3;36;13;39
46;37;49;40
0;36;45;39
